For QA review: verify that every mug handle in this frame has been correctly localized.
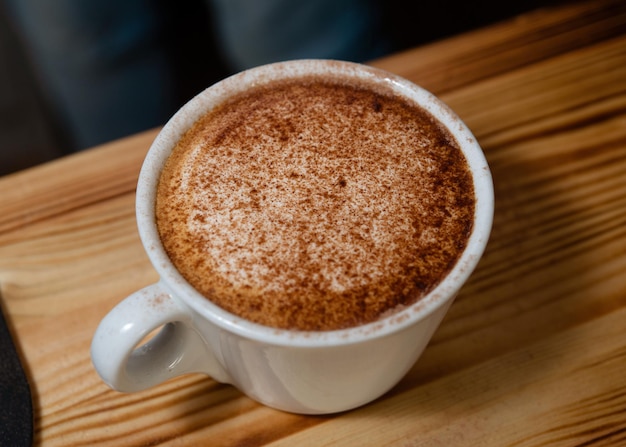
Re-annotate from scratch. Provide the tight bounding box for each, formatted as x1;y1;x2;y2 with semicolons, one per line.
90;282;232;392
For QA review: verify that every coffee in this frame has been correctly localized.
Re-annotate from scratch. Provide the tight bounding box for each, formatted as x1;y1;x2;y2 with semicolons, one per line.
155;73;475;331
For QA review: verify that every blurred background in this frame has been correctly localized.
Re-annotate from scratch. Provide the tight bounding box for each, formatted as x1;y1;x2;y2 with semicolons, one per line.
0;0;552;176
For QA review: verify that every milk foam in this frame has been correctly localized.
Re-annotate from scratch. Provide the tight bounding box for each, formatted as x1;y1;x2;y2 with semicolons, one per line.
156;76;474;331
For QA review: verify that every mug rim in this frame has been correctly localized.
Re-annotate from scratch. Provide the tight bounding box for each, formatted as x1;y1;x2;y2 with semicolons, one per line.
135;59;494;347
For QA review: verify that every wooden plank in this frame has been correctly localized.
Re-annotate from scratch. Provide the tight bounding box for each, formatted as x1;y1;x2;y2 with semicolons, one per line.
0;128;158;234
0;0;625;445
371;0;626;95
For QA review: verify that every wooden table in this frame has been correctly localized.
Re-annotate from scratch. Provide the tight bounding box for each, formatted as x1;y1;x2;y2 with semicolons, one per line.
1;0;625;444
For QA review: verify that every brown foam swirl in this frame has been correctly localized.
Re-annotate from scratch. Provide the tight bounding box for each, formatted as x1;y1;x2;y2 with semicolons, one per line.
156;75;474;331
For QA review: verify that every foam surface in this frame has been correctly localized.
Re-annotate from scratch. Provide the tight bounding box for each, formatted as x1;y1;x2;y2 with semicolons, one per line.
156;76;474;331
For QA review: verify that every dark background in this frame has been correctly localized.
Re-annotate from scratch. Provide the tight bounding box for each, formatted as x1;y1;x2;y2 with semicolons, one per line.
0;0;555;176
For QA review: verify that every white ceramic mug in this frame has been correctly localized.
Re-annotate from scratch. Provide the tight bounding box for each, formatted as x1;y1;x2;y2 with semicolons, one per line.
91;59;494;414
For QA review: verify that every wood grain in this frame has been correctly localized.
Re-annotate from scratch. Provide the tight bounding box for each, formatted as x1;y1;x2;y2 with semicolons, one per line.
0;0;625;445
370;0;626;95
0;128;158;235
